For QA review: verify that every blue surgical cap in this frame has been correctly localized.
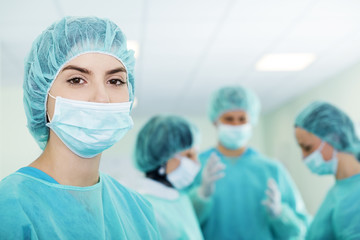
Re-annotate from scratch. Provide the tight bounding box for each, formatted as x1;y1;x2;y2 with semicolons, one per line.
295;101;360;160
135;115;199;172
208;86;261;124
23;16;135;150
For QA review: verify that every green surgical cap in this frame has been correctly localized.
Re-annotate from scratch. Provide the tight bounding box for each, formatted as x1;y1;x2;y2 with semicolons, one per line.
134;115;199;172
295;101;360;160
23;16;135;149
208;86;261;124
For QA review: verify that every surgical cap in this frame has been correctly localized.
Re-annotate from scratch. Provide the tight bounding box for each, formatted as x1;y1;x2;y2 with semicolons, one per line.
135;115;199;172
295;101;360;160
208;86;261;124
23;16;135;149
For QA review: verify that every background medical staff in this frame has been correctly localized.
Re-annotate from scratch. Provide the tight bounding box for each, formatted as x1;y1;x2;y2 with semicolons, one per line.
191;86;311;240
0;16;160;239
135;115;224;240
294;101;360;239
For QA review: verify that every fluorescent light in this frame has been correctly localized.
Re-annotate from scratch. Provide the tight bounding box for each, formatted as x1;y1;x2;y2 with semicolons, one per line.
255;53;316;71
127;40;139;58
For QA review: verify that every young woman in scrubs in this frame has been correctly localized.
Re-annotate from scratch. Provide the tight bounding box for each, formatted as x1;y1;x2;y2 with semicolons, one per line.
0;16;160;239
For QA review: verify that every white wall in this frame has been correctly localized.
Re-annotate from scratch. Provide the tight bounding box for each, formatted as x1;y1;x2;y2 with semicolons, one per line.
0;87;42;177
259;61;360;214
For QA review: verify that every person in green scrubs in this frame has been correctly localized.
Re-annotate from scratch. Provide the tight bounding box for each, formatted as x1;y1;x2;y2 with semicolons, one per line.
295;101;360;239
191;86;310;240
134;115;224;240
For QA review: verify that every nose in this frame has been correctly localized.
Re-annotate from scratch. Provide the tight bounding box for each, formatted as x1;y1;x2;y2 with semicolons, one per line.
91;82;110;103
233;120;245;126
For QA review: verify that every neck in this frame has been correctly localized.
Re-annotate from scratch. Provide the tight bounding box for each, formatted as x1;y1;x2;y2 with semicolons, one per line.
216;143;247;157
335;152;360;180
30;133;100;187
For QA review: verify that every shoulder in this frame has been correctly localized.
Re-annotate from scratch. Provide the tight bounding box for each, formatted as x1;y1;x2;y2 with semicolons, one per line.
0;173;35;199
337;177;360;207
0;174;36;237
334;181;360;238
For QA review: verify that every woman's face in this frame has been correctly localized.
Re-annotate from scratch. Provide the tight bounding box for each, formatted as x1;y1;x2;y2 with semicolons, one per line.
47;53;129;119
218;110;249;126
295;127;334;160
166;147;199;174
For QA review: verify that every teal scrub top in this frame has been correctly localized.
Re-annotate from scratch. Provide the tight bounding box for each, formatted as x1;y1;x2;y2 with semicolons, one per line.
306;173;360;240
192;147;311;240
0;170;161;239
141;178;204;240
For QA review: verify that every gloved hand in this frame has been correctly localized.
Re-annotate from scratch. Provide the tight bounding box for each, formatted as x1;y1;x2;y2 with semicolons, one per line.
262;178;282;217
198;153;226;199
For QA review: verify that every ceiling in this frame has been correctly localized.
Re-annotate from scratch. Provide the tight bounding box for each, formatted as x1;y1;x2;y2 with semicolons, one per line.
1;0;360;117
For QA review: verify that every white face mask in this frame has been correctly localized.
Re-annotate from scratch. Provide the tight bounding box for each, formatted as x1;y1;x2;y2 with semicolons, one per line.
166;156;200;190
46;94;133;158
303;141;338;175
218;123;252;150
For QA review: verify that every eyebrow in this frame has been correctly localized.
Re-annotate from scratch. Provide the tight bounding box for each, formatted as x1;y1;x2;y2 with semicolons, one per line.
62;65;92;74
61;65;127;75
106;67;127;75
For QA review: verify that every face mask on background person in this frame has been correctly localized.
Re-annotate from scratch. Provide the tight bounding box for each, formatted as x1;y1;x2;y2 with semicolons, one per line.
166;156;200;190
303;141;338;175
218;123;252;150
46;94;134;158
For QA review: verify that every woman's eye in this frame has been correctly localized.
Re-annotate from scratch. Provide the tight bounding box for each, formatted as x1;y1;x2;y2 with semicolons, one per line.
108;79;126;86
67;78;85;85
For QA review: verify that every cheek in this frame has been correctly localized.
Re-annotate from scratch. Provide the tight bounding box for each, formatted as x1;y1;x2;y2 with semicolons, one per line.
322;146;334;161
110;87;130;102
166;158;181;174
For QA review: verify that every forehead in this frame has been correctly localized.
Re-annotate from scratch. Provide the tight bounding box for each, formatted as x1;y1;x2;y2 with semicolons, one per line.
220;110;248;118
63;52;125;70
295;127;319;143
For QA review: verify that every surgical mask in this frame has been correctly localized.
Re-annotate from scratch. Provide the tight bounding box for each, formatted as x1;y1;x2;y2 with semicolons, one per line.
167;156;200;190
218;123;252;150
46;94;133;158
303;141;338;175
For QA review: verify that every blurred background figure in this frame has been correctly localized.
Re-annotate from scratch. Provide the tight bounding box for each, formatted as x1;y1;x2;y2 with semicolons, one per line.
190;86;311;239
135;115;224;240
295;101;360;239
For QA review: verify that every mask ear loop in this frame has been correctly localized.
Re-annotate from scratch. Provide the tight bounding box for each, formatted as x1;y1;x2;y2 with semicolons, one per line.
46;92;57;123
158;154;183;176
48;92;56;99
